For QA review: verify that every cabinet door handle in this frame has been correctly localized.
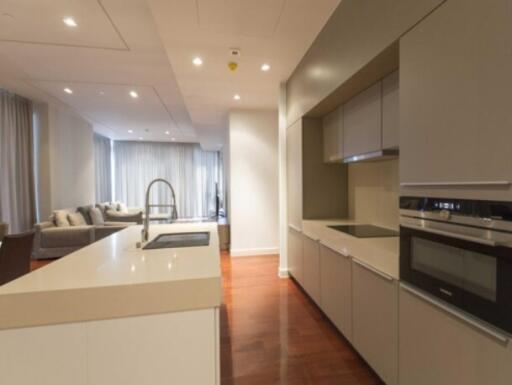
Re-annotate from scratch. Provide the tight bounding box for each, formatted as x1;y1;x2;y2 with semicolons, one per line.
400;181;510;188
353;259;394;282
288;224;302;233
319;241;350;258
401;283;509;345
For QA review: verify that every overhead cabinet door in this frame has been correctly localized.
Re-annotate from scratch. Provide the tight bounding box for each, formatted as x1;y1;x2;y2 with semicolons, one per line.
382;71;399;150
322;106;344;162
400;0;512;198
343;82;382;158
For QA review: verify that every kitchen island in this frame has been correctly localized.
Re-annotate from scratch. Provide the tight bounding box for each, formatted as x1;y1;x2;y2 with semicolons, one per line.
0;223;221;385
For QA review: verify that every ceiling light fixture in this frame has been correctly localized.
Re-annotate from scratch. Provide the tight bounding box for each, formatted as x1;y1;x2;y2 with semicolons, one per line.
261;63;271;72
138;137;143;140
192;57;203;66
62;17;77;27
165;131;170;135
233;94;241;101
63;87;73;94
129;90;139;99
171;137;176;142
128;130;133;134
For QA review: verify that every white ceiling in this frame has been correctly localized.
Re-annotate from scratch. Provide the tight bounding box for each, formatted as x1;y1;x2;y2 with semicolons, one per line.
0;0;340;150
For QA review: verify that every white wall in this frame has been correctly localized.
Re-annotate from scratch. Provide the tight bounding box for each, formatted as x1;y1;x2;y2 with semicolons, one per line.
229;110;279;256
34;103;95;219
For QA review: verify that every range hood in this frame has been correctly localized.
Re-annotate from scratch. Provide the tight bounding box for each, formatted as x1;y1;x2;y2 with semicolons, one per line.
342;148;399;164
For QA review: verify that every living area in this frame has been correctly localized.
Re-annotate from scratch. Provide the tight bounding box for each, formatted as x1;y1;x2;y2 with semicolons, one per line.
0;87;226;283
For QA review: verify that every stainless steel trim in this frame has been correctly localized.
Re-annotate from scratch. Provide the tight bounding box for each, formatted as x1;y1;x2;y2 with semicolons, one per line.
353;259;394;282
400;223;500;247
319;241;350;258
400;181;510;187
342;149;399;164
288;224;302;233
401;283;510;345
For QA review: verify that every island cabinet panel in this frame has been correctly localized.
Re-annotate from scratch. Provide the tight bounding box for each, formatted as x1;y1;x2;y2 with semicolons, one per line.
399;286;512;385
302;235;321;305
319;244;352;341
352;260;398;385
382;70;399;149
400;0;512;200
322;106;344;162
288;227;304;285
343;82;382;158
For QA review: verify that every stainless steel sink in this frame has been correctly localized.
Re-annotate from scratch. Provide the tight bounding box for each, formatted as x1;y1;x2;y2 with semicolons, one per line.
142;232;210;250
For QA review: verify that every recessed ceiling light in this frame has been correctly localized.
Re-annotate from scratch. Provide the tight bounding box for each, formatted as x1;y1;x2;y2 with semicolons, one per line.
261;63;271;72
233;94;241;100
129;90;139;99
62;17;77;27
138;137;143;140
128;130;133;134
63;87;73;94
192;57;203;66
165;131;170;135
171;137;176;142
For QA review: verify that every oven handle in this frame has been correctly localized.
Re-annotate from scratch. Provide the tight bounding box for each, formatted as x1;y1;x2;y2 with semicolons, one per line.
401;223;500;247
401;283;509;345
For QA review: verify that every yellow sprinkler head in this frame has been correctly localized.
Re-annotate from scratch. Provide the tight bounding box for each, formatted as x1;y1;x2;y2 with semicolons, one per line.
228;61;238;72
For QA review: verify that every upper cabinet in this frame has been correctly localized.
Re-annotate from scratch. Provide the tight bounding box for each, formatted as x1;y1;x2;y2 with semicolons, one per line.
400;0;512;199
343;82;382;158
382;71;399;149
322;107;344;162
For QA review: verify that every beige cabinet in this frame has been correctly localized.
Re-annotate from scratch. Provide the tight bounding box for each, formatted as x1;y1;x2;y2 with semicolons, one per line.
287;227;304;285
302;235;321;305
343;82;382;158
286;119;303;230
352;260;398;385
382;71;399;149
399;285;512;385
400;0;512;198
322;106;343;162
319;244;352;341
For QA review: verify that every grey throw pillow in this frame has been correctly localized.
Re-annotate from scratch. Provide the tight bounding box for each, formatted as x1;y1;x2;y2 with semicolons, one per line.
77;205;94;225
68;212;87;226
89;207;105;225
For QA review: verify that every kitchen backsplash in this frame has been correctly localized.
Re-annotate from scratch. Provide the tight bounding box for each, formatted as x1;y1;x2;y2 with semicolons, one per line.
347;159;399;230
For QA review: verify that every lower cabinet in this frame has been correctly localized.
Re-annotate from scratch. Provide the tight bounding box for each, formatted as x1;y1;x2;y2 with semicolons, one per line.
319;244;352;341
302;235;321;305
399;285;512;385
352;260;398;385
287;226;304;285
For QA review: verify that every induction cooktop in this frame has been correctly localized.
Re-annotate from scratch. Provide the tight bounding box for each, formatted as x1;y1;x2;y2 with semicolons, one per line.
328;225;399;238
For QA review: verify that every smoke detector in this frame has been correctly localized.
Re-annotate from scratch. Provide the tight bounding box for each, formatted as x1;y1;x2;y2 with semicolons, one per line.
229;48;241;57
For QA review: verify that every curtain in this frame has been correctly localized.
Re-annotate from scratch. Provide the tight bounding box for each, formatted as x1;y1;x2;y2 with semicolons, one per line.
0;89;36;233
94;133;112;203
114;141;223;219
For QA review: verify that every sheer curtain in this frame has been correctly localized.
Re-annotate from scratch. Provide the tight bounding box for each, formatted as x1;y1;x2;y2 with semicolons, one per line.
114;141;223;219
94;133;112;203
0;89;36;232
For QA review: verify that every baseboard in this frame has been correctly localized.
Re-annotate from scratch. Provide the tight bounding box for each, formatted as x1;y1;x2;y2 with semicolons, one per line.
278;267;289;278
229;247;279;257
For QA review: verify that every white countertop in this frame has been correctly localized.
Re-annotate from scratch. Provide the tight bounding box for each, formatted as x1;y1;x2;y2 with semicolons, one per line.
0;223;222;330
302;219;399;279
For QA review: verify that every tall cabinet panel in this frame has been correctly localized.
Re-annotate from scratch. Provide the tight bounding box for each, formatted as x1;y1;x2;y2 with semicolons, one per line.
400;0;512;199
286;119;303;230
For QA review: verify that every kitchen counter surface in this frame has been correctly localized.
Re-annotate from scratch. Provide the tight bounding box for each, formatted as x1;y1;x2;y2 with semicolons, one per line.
0;223;221;330
302;219;399;279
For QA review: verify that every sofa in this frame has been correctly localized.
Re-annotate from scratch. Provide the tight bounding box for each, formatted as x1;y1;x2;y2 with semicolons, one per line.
33;203;143;260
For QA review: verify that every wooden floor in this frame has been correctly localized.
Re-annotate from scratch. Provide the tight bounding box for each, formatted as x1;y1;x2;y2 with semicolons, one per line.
220;252;382;385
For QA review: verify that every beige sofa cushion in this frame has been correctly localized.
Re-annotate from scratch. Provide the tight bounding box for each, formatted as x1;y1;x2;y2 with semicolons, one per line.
68;212;87;226
89;207;105;225
53;210;70;227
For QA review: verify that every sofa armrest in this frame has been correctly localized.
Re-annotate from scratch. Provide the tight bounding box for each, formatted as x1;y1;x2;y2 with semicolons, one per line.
40;226;94;248
105;210;143;224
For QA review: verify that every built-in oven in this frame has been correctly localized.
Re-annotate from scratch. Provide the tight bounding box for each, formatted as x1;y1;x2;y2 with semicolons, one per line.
400;196;512;334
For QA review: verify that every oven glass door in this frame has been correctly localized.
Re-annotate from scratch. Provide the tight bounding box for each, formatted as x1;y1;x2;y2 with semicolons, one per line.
400;225;512;333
